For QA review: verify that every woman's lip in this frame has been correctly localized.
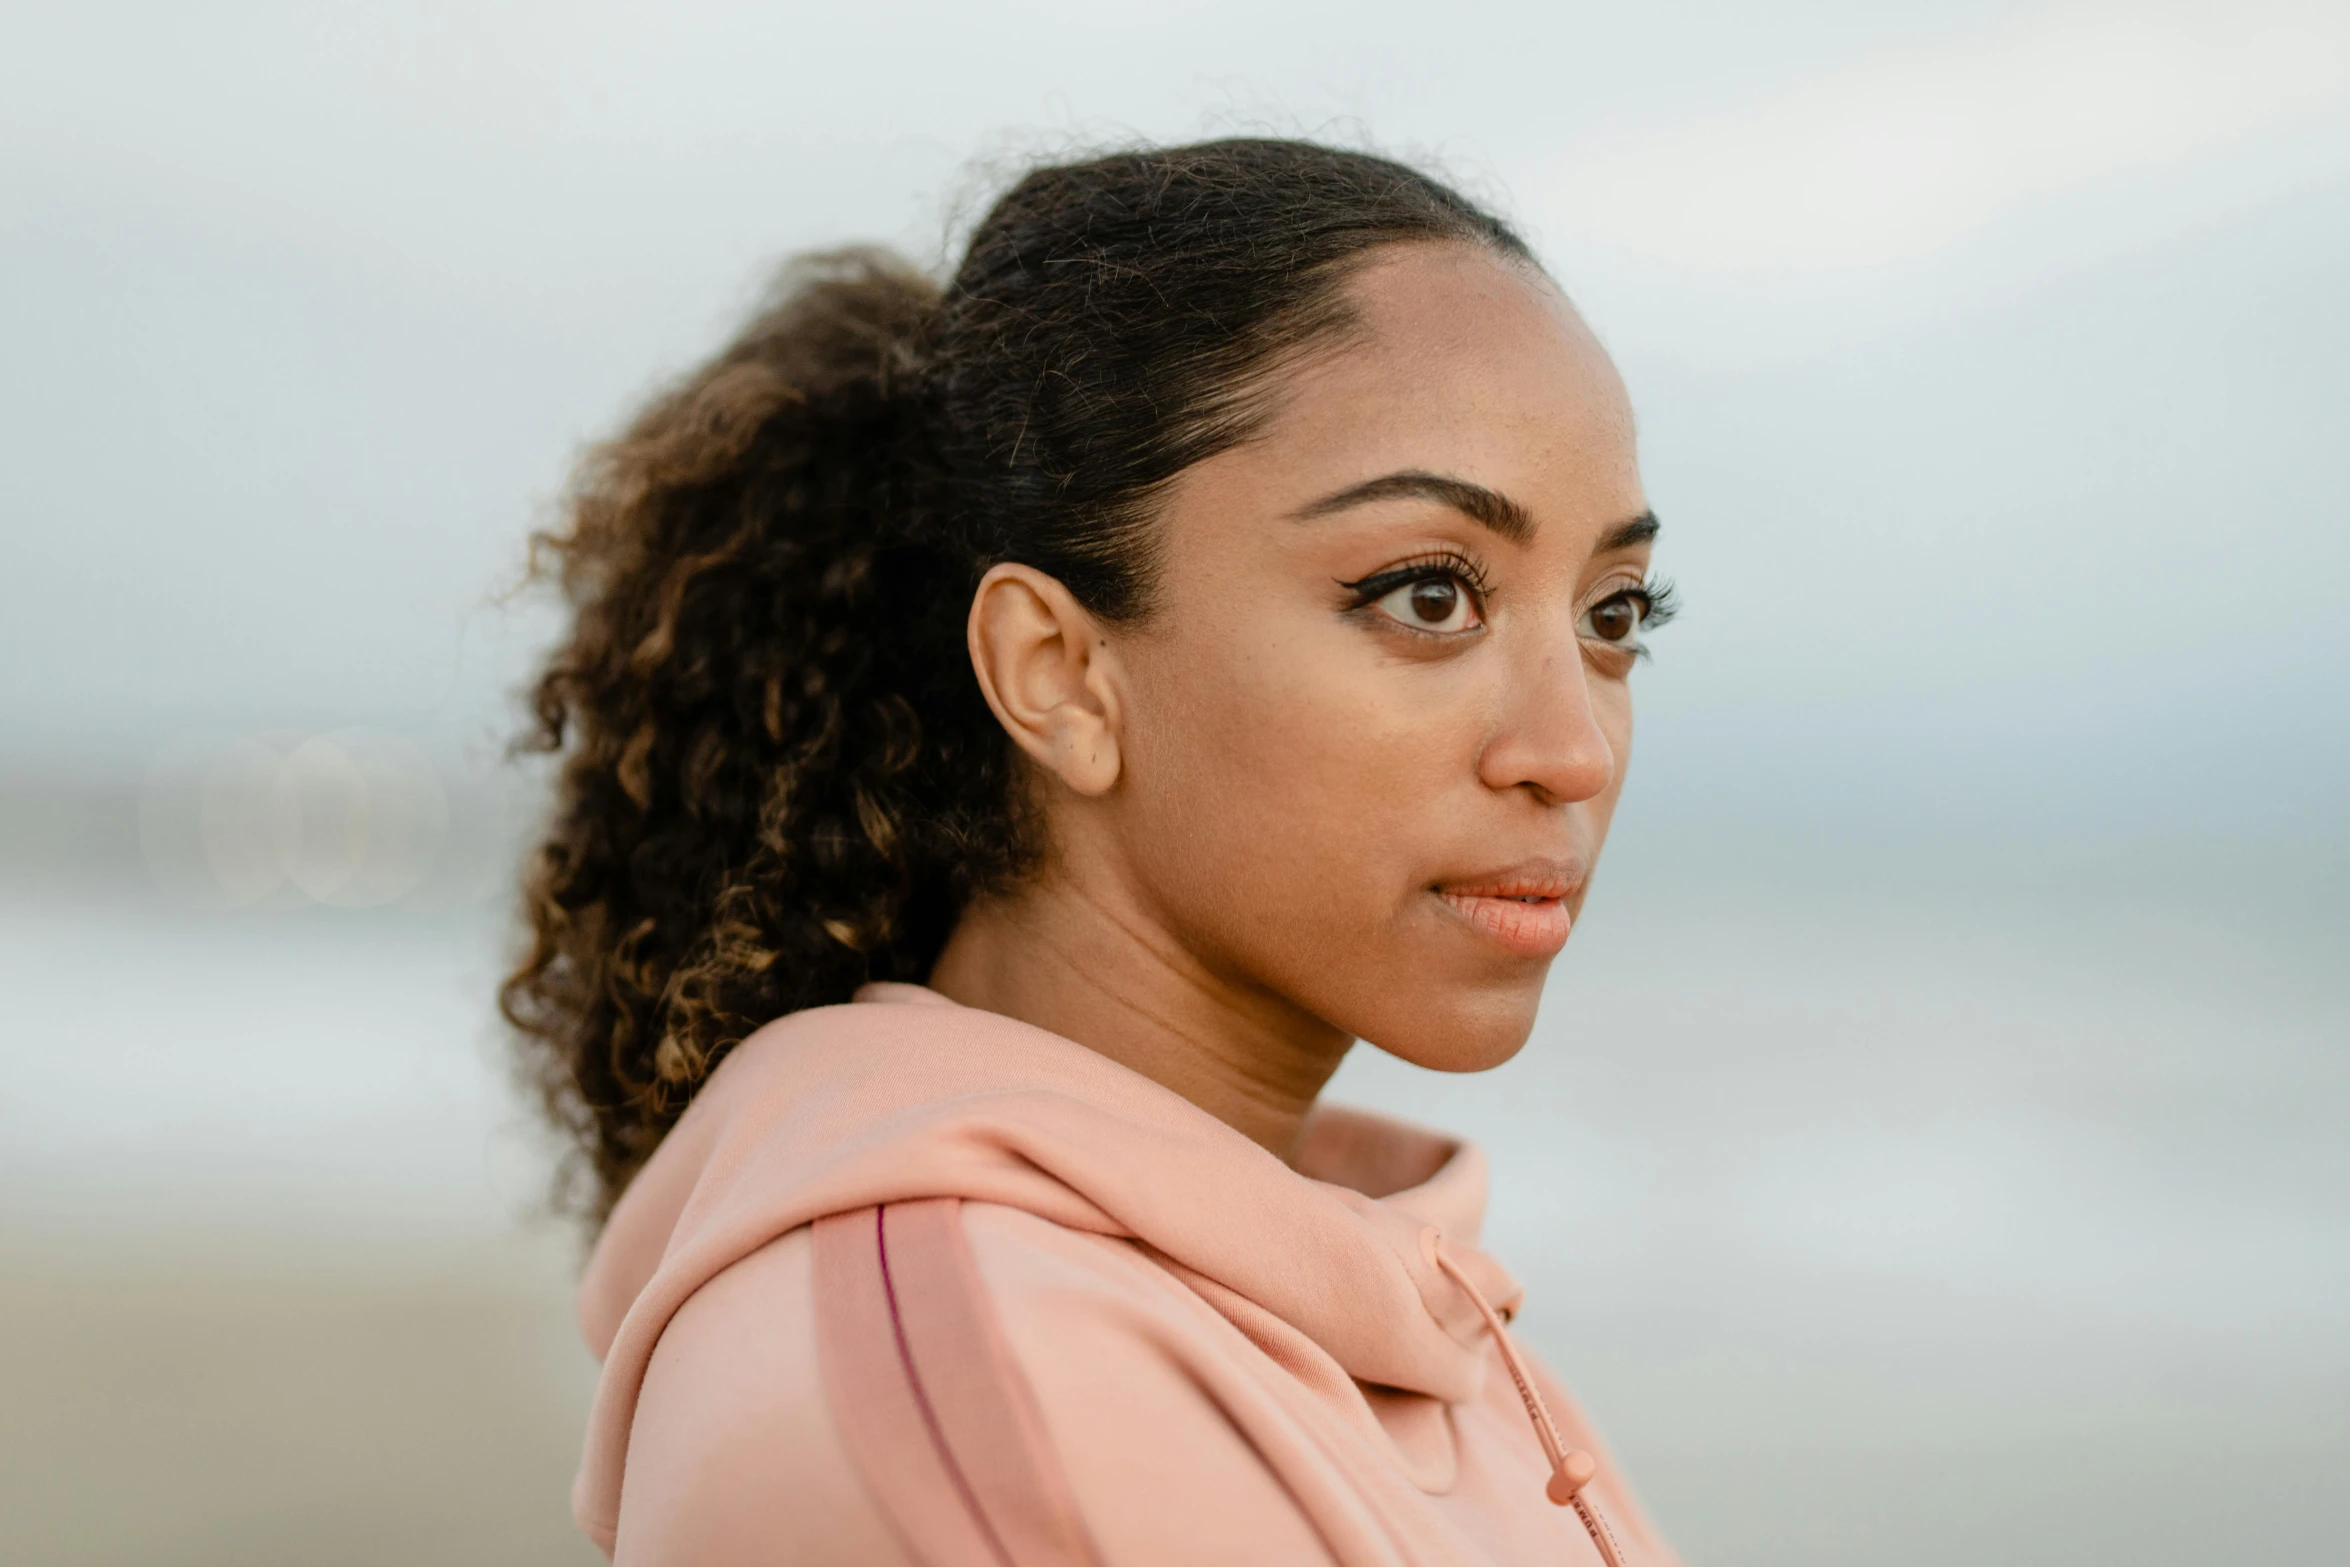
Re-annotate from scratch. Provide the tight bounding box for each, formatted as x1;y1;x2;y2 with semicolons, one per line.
1433;857;1585;957
1436;890;1574;958
1436;856;1586;902
1439;876;1577;899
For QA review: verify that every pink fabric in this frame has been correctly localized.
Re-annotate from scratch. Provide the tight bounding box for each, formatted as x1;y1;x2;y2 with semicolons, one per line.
816;1199;1102;1566
811;1205;1012;1566
578;983;1680;1565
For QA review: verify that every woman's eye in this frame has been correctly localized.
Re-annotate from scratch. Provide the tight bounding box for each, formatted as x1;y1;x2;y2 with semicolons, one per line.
1580;590;1647;647
1374;575;1480;633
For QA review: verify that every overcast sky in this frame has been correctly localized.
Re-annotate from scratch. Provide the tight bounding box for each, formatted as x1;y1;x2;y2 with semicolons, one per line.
4;0;2345;842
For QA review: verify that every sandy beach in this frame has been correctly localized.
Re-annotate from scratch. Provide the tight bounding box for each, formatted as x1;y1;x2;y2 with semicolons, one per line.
1;1246;599;1567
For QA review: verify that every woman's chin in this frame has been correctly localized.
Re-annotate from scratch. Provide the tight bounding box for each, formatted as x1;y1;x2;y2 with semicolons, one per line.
1351;978;1546;1075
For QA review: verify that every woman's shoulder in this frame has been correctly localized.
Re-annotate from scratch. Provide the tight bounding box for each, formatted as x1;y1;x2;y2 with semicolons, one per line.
622;1202;1333;1566
616;1226;913;1565
917;1202;1341;1564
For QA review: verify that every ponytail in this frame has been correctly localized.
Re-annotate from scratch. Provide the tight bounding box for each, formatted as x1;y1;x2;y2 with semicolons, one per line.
502;249;1024;1215
506;142;1531;1220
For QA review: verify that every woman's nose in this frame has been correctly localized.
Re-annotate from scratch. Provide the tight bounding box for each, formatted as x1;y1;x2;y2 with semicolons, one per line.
1475;637;1616;805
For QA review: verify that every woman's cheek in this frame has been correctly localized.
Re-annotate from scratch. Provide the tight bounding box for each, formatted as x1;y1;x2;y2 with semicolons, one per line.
1126;615;1484;938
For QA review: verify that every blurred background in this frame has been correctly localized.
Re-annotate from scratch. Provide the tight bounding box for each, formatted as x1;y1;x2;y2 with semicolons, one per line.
3;2;2344;1563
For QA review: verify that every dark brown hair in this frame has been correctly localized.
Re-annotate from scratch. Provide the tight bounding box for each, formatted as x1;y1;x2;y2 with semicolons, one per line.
503;138;1530;1219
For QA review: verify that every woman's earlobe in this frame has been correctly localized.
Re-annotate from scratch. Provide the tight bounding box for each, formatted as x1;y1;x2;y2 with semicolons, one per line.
966;564;1124;797
1055;725;1122;796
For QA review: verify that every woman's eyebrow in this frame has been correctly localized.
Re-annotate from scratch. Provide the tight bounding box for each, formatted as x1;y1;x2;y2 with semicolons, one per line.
1290;471;1660;555
1289;471;1535;543
1596;511;1661;552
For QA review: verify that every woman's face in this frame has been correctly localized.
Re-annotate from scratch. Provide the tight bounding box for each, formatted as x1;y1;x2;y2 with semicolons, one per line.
1107;242;1658;1071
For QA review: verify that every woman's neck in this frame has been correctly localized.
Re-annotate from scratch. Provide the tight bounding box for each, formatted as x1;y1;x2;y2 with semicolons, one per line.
926;871;1355;1164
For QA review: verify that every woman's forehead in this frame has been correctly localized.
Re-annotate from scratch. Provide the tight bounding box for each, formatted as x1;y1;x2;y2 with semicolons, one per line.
1270;246;1631;454
1177;250;1641;547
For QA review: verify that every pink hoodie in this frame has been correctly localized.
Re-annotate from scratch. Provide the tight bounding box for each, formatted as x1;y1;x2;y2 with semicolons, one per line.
574;983;1679;1565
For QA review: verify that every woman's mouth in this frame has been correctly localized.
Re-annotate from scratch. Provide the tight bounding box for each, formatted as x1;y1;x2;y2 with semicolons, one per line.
1434;867;1581;959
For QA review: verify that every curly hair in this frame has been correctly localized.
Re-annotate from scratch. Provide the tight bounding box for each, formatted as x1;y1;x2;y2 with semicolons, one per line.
502;138;1530;1221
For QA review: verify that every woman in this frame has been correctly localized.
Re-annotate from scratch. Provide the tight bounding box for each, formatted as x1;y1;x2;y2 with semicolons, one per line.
507;137;1680;1565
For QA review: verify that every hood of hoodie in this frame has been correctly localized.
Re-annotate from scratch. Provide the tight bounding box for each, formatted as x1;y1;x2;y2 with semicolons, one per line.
573;982;1525;1536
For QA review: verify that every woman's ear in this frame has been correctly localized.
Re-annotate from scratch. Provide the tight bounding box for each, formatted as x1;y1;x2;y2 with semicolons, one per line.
965;563;1125;796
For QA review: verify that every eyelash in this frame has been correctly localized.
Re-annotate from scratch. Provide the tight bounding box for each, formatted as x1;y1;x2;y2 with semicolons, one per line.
1602;577;1681;641
1646;578;1681;626
1335;551;1493;612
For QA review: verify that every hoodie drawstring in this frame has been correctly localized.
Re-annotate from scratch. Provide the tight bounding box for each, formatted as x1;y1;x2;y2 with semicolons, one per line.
1431;1241;1627;1567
